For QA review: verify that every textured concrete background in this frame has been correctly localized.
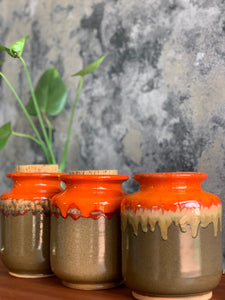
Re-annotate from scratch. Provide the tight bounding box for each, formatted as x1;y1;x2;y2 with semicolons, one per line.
1;0;225;264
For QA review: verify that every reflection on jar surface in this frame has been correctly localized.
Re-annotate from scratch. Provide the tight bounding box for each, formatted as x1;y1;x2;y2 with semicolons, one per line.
1;209;50;277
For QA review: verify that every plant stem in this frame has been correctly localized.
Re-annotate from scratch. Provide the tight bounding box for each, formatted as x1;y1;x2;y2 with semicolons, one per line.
0;72;50;161
59;76;84;171
12;132;52;163
12;131;42;145
19;56;56;164
43;113;53;146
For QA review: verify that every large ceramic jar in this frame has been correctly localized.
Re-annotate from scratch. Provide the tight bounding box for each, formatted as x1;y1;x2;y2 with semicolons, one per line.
0;164;63;278
51;170;129;290
121;172;222;300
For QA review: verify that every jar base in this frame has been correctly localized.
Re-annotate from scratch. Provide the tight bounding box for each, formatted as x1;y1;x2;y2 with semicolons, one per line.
132;291;212;300
62;280;122;290
9;271;55;279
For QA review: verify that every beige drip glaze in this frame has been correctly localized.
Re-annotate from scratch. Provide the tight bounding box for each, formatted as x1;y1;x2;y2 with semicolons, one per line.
0;199;50;212
121;204;222;240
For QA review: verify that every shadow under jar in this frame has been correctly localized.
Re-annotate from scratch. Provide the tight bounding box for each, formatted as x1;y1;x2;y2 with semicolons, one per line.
50;170;129;290
121;172;222;300
0;165;63;278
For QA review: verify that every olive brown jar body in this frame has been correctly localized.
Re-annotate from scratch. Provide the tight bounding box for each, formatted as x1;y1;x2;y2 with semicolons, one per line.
0;165;63;278
121;172;222;300
50;171;129;290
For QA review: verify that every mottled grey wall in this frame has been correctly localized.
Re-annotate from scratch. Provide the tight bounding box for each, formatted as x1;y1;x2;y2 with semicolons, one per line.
1;0;225;264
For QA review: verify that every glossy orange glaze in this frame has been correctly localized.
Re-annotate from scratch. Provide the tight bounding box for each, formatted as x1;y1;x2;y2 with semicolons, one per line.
51;174;129;218
0;173;64;201
121;172;221;213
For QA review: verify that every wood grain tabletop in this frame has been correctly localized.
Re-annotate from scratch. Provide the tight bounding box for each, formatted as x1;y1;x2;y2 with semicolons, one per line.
0;260;224;300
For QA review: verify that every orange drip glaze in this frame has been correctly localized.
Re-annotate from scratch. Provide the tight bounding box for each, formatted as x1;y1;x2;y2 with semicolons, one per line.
121;172;220;213
0;173;65;201
51;174;129;218
121;173;222;240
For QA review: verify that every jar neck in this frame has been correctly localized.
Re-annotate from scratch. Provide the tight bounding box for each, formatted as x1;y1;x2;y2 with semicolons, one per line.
61;175;129;190
1;173;64;201
134;172;207;191
52;174;129;218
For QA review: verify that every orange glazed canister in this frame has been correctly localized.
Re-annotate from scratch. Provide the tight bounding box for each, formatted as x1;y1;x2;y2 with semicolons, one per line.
50;170;129;290
0;165;64;278
121;172;222;300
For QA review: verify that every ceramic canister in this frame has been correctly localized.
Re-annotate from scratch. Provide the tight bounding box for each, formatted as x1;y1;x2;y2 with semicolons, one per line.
0;164;63;278
50;170;129;290
121;172;222;300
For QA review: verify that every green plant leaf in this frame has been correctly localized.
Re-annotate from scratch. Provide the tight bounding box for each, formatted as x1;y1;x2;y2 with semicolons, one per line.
9;35;30;58
0;36;29;58
0;45;11;56
26;67;67;116
0;122;12;150
72;54;107;77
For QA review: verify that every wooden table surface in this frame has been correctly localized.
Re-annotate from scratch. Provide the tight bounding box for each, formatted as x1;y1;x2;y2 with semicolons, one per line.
0;260;224;300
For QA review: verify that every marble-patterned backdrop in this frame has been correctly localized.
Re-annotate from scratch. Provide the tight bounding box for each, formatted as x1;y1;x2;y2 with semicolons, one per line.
1;0;225;263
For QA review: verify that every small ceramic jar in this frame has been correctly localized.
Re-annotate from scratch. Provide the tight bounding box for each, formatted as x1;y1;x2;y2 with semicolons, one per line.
50;170;129;290
0;164;63;278
121;172;222;300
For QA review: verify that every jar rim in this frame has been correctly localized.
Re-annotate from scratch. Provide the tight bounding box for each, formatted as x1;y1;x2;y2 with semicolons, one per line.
60;174;129;182
7;172;66;178
133;172;208;180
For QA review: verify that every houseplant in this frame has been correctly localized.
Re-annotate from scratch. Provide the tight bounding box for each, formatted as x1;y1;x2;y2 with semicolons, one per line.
0;35;106;171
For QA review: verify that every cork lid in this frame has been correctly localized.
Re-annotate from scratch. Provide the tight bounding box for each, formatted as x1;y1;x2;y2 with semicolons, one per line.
69;170;118;175
16;164;59;173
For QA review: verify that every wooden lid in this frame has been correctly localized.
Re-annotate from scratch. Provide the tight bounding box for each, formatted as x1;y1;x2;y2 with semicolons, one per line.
69;170;118;175
16;164;59;173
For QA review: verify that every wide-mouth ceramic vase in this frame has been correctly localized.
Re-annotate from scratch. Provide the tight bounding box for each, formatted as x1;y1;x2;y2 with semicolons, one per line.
121;172;222;300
